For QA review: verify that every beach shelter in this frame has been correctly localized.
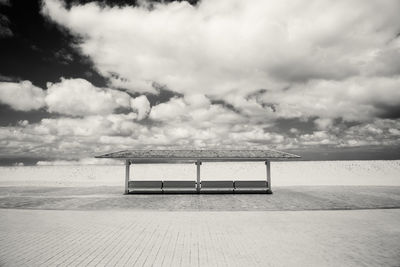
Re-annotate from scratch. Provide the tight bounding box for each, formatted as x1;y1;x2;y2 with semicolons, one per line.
95;149;300;194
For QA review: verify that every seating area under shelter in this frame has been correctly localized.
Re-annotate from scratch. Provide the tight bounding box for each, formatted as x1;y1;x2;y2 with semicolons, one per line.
95;150;300;194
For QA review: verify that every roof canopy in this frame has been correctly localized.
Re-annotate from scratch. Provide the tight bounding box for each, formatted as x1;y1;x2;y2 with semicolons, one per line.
95;149;300;162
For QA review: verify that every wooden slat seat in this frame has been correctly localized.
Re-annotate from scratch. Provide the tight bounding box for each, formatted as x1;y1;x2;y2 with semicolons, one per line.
200;181;234;192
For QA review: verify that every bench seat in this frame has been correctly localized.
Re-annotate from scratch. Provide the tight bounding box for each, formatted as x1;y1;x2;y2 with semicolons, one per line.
200;180;234;192
234;180;269;193
162;181;197;193
128;180;163;193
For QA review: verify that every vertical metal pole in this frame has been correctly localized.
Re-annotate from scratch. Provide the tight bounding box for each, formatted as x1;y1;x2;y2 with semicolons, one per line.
196;161;202;193
125;159;130;194
265;160;272;194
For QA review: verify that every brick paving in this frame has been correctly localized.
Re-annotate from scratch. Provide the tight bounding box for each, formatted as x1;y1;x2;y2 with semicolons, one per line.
1;186;400;266
1;209;400;266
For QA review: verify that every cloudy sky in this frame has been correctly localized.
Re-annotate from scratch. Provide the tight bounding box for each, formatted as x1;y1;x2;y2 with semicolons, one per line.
1;0;400;164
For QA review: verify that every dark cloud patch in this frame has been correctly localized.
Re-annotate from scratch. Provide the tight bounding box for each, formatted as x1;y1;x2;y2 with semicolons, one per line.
0;103;57;126
332;118;362;129
0;0;108;89
145;84;183;106
115;82;183;107
376;104;400;119
0;157;47;166
210;99;241;114
0;13;12;37
272;117;316;135
61;0;199;9
0;73;19;82
268;61;359;83
246;89;268;99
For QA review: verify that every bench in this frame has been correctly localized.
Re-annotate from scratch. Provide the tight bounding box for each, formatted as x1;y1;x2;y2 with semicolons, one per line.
234;180;271;193
200;180;234;193
162;180;197;193
128;181;163;193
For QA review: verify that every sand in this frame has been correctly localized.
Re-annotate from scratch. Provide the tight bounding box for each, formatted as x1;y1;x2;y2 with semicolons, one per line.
1;160;399;187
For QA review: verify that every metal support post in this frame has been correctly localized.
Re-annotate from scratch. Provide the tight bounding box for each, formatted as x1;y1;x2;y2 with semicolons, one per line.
196;161;202;193
265;160;272;194
125;159;130;194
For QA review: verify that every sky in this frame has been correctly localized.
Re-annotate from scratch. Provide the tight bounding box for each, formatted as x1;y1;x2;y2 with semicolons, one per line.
0;0;400;165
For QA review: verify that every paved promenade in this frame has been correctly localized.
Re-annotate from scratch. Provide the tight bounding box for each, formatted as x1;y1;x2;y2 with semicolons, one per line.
1;186;400;266
1;209;400;267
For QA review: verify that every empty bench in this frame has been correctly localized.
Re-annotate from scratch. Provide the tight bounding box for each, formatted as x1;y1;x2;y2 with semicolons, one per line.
128;180;271;193
234;180;269;193
162;181;197;193
200;180;234;193
129;180;197;193
128;181;162;193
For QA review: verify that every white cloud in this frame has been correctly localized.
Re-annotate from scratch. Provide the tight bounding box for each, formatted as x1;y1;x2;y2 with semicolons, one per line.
42;0;400;97
257;76;400;121
149;97;187;121
45;78;131;116
41;0;400;129
0;81;46;111
130;95;150;120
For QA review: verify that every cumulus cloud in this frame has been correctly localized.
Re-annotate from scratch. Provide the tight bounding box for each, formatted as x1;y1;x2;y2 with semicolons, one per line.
41;0;400;129
2;111;399;160
130;95;150;120
0;78;155;125
262;76;400;122
0;81;46;111
45;78;131;116
0;78;139;115
42;0;400;96
149;97;187;121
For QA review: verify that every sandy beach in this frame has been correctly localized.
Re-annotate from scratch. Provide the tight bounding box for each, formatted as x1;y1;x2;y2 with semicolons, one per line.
1;160;400;266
